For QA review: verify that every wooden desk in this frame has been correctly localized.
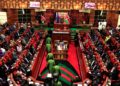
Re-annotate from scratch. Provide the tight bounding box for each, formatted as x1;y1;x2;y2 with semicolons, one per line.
52;30;70;43
54;23;69;30
53;51;68;60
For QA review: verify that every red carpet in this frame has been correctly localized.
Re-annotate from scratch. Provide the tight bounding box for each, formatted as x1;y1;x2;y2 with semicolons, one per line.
39;52;47;73
39;42;80;77
67;42;81;76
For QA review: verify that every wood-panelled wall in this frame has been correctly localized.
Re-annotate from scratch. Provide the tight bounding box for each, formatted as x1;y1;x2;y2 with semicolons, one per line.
6;9;36;25
0;0;120;10
6;9;119;27
89;10;95;25
7;9;18;24
106;11;119;27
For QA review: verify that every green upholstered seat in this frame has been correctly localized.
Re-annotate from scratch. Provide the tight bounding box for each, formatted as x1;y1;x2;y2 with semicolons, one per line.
46;37;51;44
53;65;60;73
54;81;62;86
46;53;54;61
47;59;55;73
46;44;51;53
53;65;61;78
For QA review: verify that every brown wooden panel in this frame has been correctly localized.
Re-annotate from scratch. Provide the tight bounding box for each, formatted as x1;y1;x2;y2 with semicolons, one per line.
7;9;18;25
52;30;70;43
0;0;119;10
106;11;119;27
31;9;36;22
89;11;95;25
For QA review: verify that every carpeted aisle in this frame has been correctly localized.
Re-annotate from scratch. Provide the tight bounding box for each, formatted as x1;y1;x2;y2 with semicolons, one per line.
39;42;81;85
39;52;47;73
67;42;81;76
40;61;79;86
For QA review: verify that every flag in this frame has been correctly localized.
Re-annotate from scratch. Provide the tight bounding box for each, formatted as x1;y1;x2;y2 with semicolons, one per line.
64;14;70;24
55;12;59;23
41;15;46;24
22;9;25;15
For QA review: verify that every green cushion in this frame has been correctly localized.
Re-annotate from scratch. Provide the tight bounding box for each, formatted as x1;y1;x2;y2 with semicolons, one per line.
46;37;51;44
46;53;54;61
55;81;62;86
53;65;61;77
46;44;51;53
53;65;60;72
47;59;55;73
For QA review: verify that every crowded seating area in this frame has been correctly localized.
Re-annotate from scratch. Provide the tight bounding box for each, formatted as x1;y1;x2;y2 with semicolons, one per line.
77;28;120;86
0;23;45;86
0;23;120;86
0;0;120;85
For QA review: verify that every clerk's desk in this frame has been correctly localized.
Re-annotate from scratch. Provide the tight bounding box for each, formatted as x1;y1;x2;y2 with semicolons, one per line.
52;29;70;60
54;23;69;30
53;50;68;60
53;43;68;60
52;29;70;44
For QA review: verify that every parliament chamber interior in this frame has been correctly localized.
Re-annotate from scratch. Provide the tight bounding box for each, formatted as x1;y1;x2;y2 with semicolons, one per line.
0;0;120;86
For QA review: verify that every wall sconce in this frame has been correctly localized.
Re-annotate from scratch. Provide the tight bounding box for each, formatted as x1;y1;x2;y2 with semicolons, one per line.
48;2;51;8
74;5;79;9
112;7;115;10
61;2;64;9
44;4;49;9
103;3;107;10
116;3;119;10
109;3;113;10
79;2;82;9
21;3;27;8
98;5;103;10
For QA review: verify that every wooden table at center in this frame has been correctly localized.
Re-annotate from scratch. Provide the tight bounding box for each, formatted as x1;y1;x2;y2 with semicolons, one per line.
53;50;68;60
52;29;70;60
52;29;70;44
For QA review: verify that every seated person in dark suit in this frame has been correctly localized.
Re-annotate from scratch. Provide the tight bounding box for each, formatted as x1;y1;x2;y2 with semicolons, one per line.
0;64;9;86
12;51;18;62
74;33;79;47
110;66;119;80
24;35;29;43
14;32;20;40
19;27;25;34
26;51;33;60
0;34;5;42
13;70;29;86
21;38;27;47
5;27;10;36
30;27;34;34
9;26;15;33
1;41;9;50
29;45;36;55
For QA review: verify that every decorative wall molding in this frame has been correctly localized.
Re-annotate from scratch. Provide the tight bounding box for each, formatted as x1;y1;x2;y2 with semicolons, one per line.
0;0;119;10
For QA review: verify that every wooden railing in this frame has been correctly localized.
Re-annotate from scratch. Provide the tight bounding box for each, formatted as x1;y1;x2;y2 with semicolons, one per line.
76;47;87;81
31;40;46;79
